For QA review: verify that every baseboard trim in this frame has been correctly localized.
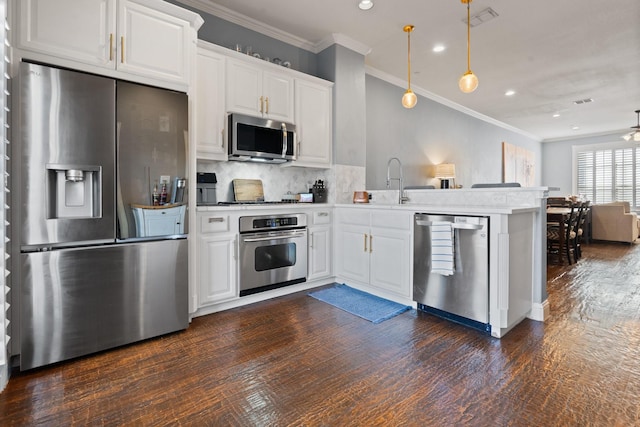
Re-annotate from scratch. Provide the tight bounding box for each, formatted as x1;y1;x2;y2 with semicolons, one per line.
528;300;549;322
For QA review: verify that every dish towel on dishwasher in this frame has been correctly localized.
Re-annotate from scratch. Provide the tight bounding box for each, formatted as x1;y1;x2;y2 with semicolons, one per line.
431;221;455;276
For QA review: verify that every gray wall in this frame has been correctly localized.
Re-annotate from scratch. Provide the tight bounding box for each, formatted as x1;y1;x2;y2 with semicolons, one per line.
174;1;542;189
366;75;542;190
541;132;623;195
318;45;367;167
172;1;318;75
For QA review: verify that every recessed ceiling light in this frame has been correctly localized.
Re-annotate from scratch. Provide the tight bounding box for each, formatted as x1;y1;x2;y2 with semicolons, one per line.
553;113;560;118
432;45;445;53
505;90;515;96
572;125;580;130
358;0;373;10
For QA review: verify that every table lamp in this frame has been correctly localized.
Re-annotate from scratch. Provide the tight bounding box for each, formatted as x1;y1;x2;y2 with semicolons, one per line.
435;163;456;189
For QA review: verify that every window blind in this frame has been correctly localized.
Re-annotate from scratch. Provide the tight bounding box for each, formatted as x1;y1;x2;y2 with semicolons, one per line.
576;145;640;209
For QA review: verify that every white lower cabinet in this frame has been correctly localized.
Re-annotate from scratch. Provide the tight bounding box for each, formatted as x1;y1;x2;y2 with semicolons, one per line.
197;213;237;307
335;208;412;299
307;210;332;281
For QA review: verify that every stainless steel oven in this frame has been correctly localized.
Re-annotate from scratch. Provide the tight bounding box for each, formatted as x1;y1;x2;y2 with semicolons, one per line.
238;214;307;296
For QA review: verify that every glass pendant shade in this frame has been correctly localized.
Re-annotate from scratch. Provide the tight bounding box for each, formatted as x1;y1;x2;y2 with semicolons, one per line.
402;89;417;108
402;25;417;109
460;0;478;93
459;70;479;93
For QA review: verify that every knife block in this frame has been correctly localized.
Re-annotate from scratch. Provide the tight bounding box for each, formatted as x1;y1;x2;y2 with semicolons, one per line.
312;187;327;203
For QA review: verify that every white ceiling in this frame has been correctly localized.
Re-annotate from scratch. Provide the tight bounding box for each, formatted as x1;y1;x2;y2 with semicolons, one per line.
184;0;640;142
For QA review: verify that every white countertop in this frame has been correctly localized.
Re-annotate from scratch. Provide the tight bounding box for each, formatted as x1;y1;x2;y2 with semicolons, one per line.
196;202;538;216
196;203;333;212
196;187;550;215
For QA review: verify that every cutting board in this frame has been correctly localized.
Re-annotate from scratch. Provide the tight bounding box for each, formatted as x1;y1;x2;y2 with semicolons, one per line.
233;179;265;202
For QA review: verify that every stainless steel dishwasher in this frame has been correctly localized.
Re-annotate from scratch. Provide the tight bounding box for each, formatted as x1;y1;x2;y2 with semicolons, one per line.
413;213;490;333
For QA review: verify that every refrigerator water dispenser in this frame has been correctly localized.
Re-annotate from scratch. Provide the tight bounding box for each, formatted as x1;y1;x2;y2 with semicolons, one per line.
47;164;102;219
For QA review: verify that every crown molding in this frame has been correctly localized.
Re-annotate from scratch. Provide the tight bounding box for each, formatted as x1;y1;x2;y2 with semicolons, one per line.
365;66;542;142
315;34;372;56
542;129;630;143
177;0;316;51
177;0;372;55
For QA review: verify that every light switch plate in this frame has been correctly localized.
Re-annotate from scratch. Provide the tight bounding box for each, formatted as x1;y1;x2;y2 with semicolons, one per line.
160;175;170;184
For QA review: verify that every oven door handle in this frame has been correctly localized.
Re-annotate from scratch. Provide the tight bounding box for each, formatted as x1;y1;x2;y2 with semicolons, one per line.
242;233;306;243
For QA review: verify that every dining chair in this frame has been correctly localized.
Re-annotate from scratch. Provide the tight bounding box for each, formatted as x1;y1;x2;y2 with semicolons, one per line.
573;201;590;261
547;203;578;265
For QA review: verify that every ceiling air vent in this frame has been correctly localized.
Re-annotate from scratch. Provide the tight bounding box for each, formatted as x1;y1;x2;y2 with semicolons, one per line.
463;7;499;28
573;98;594;105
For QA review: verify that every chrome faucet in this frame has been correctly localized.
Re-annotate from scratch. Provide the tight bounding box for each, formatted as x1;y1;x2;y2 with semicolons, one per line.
386;157;409;204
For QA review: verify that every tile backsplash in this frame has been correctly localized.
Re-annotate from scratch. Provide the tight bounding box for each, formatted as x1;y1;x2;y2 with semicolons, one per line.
197;160;333;202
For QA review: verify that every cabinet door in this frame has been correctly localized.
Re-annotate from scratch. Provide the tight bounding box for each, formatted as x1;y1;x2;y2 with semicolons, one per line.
294;79;332;167
198;233;237;306
195;46;226;160
263;70;294;122
226;59;262;116
118;0;191;84
18;0;116;67
308;226;331;281
335;224;370;284
369;227;411;298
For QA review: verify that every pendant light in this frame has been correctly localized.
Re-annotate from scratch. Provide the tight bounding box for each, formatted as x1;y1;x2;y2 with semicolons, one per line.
622;110;640;142
459;0;478;93
402;25;417;109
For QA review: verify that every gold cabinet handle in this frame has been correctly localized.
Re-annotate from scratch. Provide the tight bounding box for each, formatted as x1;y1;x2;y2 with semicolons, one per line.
363;233;367;252
120;36;124;63
310;232;314;248
265;97;269;114
109;33;114;61
369;235;373;253
259;96;264;113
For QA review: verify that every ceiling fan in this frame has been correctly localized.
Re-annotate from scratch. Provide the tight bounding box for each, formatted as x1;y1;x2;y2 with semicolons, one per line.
622;110;640;142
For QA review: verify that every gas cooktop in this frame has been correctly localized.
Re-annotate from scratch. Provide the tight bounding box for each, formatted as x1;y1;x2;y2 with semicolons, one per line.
216;200;299;205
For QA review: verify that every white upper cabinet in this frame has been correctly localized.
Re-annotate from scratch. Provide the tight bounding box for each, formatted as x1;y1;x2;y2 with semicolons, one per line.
293;78;333;168
117;0;192;84
226;58;294;122
195;42;226;160
18;0;116;66
17;0;202;87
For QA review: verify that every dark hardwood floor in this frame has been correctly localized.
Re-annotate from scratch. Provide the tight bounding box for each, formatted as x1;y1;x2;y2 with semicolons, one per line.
2;241;640;426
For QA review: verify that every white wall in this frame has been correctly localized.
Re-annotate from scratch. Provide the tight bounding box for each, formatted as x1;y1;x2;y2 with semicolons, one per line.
541;132;624;195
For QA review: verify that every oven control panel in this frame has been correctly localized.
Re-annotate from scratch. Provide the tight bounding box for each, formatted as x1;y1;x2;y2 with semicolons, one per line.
256;217;297;229
239;213;307;233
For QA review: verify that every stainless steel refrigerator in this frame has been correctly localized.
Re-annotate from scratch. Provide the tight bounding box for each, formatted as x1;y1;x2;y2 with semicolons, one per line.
15;62;189;370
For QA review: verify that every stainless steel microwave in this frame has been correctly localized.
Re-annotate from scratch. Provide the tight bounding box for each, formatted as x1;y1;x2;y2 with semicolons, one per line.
228;113;296;163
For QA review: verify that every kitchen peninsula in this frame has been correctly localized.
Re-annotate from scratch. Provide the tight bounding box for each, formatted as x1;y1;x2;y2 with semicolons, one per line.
195;186;550;339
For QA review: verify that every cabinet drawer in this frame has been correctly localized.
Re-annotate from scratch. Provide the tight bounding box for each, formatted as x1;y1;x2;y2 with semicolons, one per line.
200;215;229;233
337;209;369;226
312;210;331;225
371;211;411;231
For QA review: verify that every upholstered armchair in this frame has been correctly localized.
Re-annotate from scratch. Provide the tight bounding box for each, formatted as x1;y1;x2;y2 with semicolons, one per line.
591;202;639;243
